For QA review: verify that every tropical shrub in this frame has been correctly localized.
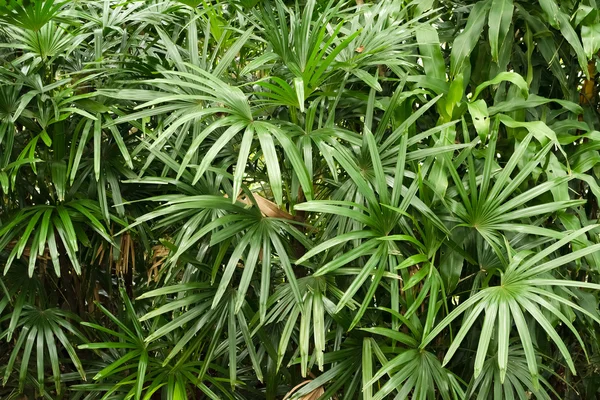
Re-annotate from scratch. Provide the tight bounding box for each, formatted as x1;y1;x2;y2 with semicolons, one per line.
1;0;600;399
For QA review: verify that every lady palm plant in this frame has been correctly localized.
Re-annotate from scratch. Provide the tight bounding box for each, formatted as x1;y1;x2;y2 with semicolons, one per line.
1;0;600;399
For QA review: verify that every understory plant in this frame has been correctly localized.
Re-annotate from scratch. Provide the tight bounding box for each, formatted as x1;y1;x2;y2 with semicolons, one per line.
1;0;600;399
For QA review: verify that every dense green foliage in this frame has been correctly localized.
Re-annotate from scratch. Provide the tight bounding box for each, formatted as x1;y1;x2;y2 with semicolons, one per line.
1;0;600;398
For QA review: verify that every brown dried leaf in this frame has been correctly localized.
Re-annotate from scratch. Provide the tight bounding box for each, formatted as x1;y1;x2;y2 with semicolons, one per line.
236;192;295;220
148;244;169;283
283;380;325;400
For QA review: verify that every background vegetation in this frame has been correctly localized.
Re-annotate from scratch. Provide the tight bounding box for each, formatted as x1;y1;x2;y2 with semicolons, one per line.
1;0;600;398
